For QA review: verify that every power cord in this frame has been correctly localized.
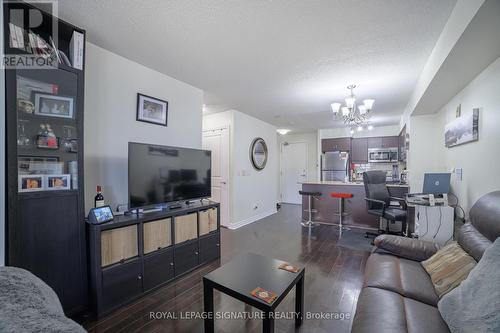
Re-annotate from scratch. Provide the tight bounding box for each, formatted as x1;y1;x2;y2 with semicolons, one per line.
433;206;443;239
447;192;466;223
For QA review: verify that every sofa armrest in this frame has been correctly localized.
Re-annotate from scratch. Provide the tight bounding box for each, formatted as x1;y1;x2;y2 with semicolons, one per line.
373;234;442;261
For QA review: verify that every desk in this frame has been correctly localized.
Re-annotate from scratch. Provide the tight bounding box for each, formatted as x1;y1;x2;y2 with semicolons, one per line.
406;201;454;245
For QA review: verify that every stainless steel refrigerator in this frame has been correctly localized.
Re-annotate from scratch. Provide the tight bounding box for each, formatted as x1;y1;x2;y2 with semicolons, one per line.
321;151;349;181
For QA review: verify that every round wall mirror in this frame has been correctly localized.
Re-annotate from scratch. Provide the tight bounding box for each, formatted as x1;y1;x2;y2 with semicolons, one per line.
250;137;268;170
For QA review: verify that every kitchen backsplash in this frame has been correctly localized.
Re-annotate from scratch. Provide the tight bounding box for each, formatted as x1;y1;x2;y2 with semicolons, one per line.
353;162;407;181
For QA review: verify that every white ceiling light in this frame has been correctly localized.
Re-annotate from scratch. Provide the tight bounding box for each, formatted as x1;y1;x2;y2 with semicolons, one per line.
277;129;291;135
363;99;375;110
330;102;341;113
331;85;375;128
358;104;367;114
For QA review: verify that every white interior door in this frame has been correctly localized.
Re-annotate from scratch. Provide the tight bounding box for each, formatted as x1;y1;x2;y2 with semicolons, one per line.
202;127;230;227
281;142;308;204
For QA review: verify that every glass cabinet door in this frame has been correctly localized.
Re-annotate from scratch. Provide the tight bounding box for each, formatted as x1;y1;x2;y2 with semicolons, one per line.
15;68;79;193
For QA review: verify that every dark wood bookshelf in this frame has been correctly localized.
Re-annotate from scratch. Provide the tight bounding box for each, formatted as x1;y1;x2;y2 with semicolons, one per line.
3;0;88;316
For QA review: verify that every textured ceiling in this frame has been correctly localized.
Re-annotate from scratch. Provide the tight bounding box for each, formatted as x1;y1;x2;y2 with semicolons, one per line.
57;0;456;131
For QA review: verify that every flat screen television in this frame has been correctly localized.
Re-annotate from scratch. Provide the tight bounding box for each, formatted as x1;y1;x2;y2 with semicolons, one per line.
128;142;211;209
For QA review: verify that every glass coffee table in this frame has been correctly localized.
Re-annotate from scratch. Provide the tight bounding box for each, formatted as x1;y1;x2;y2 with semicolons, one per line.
203;252;305;333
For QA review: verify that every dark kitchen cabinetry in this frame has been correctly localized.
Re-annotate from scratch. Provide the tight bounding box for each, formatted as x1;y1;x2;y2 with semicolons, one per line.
321;137;351;152
367;137;383;148
351;138;368;163
399;126;407;162
87;202;220;317
4;1;87;315
381;136;399;148
367;136;399;149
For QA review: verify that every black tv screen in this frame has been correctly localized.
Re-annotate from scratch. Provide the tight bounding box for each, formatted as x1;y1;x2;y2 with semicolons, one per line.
128;142;211;209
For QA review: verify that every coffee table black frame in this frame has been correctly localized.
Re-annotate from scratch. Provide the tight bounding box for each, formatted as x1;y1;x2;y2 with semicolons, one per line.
203;253;305;333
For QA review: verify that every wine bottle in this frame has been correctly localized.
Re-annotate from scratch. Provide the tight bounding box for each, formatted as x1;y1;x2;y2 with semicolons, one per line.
95;185;104;207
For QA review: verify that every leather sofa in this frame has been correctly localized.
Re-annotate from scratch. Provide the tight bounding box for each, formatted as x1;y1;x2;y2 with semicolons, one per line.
352;191;500;333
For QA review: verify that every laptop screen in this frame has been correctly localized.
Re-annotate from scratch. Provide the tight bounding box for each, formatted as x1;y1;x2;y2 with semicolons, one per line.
422;173;451;194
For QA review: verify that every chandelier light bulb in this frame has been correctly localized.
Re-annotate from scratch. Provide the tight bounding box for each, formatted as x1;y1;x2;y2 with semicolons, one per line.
368;124;374;131
357;125;363;132
341;107;349;116
345;96;356;109
330;102;341;113
363;99;375;110
358;105;367;114
350;129;355;135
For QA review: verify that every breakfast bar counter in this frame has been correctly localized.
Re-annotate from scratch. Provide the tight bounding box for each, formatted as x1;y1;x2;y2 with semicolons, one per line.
301;181;409;230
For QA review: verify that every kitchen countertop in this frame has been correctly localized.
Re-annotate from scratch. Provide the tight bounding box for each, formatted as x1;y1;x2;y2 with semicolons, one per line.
300;180;409;188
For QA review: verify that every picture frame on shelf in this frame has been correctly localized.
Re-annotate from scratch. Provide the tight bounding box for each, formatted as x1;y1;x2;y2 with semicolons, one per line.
34;93;74;119
136;93;168;126
18;175;45;192
46;174;71;191
18;156;59;174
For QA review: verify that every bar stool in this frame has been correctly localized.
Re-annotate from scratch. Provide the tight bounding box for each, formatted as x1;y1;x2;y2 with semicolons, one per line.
299;190;322;228
330;192;353;231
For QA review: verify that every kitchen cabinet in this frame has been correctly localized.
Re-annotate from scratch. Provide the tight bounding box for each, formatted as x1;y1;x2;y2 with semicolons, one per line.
382;136;399;148
367;137;383;148
351;138;368;163
321;138;351;152
399;126;407;162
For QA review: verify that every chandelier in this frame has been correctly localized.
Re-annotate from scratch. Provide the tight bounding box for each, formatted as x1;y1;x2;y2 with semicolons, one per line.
330;85;375;133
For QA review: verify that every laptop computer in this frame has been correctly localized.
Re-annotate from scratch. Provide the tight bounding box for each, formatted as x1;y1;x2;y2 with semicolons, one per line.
422;173;451;195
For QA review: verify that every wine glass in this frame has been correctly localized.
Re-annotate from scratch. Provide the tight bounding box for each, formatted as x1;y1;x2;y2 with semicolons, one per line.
17;120;32;146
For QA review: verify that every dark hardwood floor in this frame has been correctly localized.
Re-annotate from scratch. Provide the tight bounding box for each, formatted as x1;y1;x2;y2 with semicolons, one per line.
80;204;371;333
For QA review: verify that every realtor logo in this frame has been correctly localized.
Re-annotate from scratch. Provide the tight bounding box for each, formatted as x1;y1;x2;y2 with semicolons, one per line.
2;0;60;69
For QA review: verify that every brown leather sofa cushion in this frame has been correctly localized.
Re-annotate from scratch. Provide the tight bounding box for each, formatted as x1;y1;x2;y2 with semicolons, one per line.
364;252;439;306
374;234;442;261
469;191;500;242
457;223;492;261
352;287;449;333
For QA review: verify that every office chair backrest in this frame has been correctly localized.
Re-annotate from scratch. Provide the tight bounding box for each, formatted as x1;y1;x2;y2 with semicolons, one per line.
363;170;390;210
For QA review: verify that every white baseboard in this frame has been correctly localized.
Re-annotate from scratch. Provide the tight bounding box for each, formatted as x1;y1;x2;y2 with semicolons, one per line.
228;209;277;230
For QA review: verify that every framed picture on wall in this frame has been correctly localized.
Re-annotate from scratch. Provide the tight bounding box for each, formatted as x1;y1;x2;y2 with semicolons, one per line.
136;93;168;126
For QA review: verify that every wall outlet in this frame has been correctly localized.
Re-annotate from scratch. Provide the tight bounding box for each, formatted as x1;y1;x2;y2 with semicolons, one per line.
455;168;463;181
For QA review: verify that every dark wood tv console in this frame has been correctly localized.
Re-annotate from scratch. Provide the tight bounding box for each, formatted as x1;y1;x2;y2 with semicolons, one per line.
87;201;220;317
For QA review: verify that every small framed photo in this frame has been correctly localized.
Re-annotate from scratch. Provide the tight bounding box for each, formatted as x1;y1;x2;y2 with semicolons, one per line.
136;93;168;126
34;93;74;119
46;174;71;191
18;175;45;192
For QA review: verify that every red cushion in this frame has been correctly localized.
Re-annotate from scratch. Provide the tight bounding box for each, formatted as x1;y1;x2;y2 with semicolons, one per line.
330;192;353;198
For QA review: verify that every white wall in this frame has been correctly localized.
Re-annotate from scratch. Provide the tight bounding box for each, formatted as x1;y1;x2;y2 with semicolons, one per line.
400;0;484;129
1;2;5;266
409;57;500;213
437;56;500;212
203;110;278;228
85;43;203;212
277;132;318;201
407;114;445;191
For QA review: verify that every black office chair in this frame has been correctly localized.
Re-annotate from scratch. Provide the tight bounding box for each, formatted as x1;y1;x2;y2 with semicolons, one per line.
363;171;407;239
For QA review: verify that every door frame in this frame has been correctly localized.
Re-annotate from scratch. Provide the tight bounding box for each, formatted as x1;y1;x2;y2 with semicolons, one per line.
280;141;308;204
202;126;230;227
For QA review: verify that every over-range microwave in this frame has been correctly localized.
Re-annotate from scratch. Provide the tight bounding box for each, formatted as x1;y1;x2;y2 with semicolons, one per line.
368;148;398;163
